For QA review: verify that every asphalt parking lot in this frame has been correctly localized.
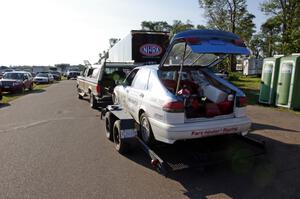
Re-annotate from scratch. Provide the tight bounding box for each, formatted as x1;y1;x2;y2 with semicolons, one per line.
0;80;299;199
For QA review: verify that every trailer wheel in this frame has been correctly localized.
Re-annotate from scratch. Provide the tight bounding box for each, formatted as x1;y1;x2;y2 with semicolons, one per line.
105;112;114;141
113;120;130;154
140;113;155;145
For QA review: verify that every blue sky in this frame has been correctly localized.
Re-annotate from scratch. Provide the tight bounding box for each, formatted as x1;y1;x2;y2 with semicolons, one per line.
0;0;265;66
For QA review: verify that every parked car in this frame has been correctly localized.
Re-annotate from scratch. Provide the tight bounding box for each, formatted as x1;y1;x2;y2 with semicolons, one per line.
0;71;34;93
77;61;135;108
50;71;61;81
113;29;251;145
67;71;81;79
33;73;54;84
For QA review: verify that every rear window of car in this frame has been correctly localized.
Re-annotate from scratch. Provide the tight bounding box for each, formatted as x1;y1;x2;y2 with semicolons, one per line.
163;42;219;67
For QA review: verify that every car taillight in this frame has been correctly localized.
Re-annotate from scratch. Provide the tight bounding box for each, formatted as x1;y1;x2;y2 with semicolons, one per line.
96;84;101;95
233;39;246;47
163;101;184;112
236;96;247;107
185;37;201;45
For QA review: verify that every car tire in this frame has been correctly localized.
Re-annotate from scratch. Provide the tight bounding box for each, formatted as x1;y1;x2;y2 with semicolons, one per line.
113;120;130;154
105;112;114;141
140;113;156;145
89;93;97;109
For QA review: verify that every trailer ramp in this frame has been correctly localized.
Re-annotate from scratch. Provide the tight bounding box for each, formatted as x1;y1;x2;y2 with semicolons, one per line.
137;134;265;175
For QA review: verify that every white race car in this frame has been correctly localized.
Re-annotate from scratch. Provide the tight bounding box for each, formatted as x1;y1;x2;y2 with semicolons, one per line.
113;29;251;145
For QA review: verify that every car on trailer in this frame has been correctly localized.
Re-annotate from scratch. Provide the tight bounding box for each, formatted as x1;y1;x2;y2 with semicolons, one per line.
105;29;252;149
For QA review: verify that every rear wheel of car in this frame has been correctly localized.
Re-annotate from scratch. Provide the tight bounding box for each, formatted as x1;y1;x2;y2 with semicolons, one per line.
89;93;97;109
113;120;130;154
140;113;155;145
105;112;114;141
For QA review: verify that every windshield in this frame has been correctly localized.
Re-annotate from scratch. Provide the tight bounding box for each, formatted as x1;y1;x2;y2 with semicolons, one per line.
36;73;48;77
163;42;222;67
3;73;23;80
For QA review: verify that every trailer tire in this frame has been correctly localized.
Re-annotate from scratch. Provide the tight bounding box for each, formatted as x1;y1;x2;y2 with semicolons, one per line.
113;120;130;154
105;112;114;141
140;113;155;146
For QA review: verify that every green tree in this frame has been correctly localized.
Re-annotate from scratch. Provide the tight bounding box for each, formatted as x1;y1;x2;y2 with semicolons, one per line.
261;17;282;56
199;0;255;71
171;20;195;34
141;21;172;32
249;33;264;58
109;38;120;48
261;0;300;54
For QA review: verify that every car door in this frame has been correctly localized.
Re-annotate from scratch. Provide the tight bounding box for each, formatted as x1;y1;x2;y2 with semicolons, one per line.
126;68;150;121
116;69;139;110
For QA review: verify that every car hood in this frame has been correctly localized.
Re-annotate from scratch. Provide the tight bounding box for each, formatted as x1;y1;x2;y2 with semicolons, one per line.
0;79;22;82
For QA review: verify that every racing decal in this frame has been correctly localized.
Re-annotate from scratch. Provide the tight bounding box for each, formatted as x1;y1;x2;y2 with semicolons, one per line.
191;127;238;136
139;44;162;57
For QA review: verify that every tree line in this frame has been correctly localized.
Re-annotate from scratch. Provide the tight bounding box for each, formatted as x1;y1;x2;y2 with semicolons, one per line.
105;0;299;71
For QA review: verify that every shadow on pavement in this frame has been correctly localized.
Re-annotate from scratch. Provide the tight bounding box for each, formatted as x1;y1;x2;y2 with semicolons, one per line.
124;134;300;199
252;122;300;133
0;103;10;108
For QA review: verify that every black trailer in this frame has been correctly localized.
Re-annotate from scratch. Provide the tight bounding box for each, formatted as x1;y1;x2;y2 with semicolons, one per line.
102;105;266;176
108;30;170;64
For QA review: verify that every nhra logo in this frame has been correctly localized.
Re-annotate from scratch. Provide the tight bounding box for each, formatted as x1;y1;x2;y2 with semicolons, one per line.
139;44;162;57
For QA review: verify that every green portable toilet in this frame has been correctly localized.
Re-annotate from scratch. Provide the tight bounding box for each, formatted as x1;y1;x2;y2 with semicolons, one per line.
259;55;283;105
276;53;300;109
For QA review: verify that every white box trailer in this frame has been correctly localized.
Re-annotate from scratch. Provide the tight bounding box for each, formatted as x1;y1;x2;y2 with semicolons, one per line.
32;66;50;74
108;30;170;64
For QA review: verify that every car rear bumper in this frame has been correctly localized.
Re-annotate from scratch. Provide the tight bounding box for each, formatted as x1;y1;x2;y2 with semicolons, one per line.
149;116;251;144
